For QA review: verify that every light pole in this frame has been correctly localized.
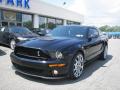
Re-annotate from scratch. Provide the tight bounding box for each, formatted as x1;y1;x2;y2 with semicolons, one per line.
63;2;66;5
62;2;67;8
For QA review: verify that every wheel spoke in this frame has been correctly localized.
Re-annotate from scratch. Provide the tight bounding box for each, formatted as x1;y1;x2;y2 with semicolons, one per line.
73;54;84;78
104;46;108;59
10;40;16;50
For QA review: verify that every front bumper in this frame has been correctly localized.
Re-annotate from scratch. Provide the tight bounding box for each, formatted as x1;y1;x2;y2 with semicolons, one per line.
10;52;69;79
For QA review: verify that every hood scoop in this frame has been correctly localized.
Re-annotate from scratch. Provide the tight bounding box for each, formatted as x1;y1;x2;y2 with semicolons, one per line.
39;36;55;41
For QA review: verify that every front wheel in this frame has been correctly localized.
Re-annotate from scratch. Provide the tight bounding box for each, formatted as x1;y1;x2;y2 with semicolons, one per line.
69;53;84;79
10;40;16;50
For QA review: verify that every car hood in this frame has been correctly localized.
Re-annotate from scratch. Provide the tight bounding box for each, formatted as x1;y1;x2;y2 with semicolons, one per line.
17;36;85;51
15;33;39;38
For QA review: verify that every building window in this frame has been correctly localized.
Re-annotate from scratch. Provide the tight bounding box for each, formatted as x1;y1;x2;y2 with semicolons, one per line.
0;10;33;28
47;18;56;30
2;22;8;27
39;16;46;30
3;10;16;21
22;14;33;29
39;16;63;30
73;22;81;25
56;19;63;26
16;12;22;22
67;21;72;25
67;20;80;25
17;23;22;26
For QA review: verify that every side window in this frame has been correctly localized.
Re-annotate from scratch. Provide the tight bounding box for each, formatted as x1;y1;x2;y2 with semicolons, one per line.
89;28;99;37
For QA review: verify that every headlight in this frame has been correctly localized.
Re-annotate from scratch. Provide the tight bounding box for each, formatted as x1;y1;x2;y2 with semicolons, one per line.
55;51;63;59
17;37;28;41
50;51;63;59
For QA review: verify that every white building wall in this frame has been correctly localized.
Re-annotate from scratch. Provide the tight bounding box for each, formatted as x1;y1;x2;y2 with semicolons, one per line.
0;0;84;23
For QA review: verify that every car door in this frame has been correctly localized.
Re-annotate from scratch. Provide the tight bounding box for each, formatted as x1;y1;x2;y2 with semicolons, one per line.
2;28;11;45
0;27;5;43
0;28;2;42
85;28;103;60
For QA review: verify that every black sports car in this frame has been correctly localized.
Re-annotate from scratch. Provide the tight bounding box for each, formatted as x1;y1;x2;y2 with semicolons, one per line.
11;26;108;79
0;27;39;49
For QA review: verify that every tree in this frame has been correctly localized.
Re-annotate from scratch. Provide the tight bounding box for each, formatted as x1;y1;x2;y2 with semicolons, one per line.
99;25;120;32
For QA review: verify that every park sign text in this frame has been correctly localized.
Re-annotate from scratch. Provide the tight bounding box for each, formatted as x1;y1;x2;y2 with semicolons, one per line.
0;0;30;9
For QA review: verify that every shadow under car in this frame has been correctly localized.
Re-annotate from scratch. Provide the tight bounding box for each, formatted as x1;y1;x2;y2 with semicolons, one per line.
0;49;6;56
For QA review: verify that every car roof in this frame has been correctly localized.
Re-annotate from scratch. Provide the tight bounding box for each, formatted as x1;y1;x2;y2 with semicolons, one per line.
1;26;27;29
58;25;97;29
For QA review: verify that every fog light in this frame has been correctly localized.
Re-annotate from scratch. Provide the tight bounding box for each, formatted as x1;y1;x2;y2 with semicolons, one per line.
52;70;58;75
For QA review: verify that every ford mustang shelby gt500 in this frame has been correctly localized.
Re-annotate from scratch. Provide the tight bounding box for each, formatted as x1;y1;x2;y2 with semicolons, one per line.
11;26;108;79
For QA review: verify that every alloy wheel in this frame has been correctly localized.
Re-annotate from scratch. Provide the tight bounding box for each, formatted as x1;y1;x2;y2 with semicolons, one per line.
10;40;16;50
73;54;84;78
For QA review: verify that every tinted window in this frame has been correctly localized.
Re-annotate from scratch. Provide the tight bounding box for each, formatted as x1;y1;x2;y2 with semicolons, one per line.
49;26;88;38
10;27;32;34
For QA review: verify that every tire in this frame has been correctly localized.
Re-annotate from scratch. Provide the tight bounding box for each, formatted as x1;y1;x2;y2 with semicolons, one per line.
10;39;16;50
100;45;108;60
69;53;84;79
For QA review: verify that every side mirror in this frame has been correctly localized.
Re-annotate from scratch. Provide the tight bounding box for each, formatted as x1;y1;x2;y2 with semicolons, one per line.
88;34;98;41
88;35;93;41
38;32;46;36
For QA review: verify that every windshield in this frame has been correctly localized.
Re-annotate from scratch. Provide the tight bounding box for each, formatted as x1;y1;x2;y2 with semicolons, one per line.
10;27;32;34
49;26;88;38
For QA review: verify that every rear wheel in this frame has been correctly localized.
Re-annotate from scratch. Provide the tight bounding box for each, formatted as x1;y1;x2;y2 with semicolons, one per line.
10;39;16;50
69;53;84;79
100;45;108;60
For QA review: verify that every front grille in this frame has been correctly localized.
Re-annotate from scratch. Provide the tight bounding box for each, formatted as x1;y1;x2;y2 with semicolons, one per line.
13;63;45;75
15;46;50;60
13;63;52;77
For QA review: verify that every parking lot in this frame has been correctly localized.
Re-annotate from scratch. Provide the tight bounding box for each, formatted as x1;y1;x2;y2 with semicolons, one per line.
0;39;120;90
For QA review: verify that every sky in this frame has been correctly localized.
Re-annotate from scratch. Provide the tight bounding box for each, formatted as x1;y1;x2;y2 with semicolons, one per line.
41;0;120;27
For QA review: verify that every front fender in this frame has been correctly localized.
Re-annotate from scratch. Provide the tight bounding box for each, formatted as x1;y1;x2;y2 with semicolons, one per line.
63;44;85;59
